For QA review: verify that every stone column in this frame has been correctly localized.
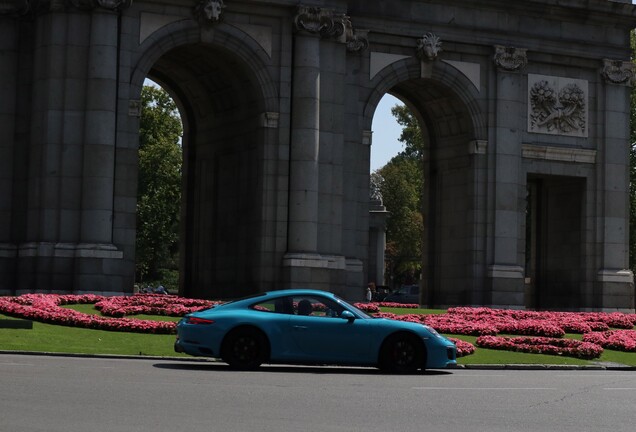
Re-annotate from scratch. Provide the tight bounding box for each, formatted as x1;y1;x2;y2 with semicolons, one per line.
283;6;351;293
80;8;119;244
488;46;528;307
0;10;21;293
597;59;635;310
288;8;322;253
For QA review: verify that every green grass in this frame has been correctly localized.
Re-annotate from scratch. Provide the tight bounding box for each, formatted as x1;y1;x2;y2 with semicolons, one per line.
1;304;634;365
0;318;186;357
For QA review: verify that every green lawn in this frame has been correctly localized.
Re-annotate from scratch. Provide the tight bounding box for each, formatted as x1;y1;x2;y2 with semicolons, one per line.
1;304;634;366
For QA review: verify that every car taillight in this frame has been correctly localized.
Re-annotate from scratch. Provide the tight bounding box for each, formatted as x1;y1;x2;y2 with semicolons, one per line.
187;316;215;325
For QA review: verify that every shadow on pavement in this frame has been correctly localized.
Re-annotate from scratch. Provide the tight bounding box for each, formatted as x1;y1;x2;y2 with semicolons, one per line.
153;362;454;376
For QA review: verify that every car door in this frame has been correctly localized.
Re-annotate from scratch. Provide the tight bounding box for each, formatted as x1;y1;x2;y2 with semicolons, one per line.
286;296;373;363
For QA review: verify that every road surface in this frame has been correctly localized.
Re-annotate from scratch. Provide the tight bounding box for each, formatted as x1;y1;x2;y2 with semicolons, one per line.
1;354;634;432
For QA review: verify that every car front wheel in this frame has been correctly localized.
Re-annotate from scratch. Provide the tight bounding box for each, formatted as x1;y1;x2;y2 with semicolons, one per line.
221;328;268;370
379;333;425;373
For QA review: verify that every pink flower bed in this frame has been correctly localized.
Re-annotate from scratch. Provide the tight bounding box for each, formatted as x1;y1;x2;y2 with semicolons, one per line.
476;335;604;359
375;302;419;309
582;330;636;352
0;294;176;334
448;337;475;357
94;294;218;318
355;303;380;313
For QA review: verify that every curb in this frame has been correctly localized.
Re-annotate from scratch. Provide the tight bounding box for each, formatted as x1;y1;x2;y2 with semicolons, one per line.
2;351;635;370
0;350;217;363
451;363;636;371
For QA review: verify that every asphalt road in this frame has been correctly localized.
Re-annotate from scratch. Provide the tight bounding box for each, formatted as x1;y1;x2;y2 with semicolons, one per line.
1;354;634;432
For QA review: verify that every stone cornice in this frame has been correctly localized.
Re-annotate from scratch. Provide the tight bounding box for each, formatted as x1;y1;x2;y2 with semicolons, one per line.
521;144;596;164
4;0;133;15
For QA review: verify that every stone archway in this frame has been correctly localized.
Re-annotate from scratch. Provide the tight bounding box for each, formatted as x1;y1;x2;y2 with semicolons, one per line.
129;24;283;300
365;57;486;307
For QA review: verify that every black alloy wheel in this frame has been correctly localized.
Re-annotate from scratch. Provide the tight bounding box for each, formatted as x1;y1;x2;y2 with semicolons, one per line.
221;328;268;370
379;334;424;374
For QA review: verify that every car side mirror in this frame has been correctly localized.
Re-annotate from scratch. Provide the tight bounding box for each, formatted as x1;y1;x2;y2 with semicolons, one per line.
341;310;356;323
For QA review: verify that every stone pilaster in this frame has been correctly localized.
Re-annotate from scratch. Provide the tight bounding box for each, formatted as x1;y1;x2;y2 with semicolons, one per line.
287;6;324;253
488;45;528;307
597;59;635;310
79;9;118;244
0;17;19;294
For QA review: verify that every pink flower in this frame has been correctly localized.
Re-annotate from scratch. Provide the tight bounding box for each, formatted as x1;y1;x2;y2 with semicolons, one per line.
476;335;604;359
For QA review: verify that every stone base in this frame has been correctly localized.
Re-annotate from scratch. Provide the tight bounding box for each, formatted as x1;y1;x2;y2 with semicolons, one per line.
487;265;525;308
597;269;635;311
282;253;364;301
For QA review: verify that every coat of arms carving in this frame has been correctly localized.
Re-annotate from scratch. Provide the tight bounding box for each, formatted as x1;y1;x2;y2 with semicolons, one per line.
528;74;588;138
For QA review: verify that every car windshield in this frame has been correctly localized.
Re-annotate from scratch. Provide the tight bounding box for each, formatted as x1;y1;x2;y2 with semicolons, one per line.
335;295;372;319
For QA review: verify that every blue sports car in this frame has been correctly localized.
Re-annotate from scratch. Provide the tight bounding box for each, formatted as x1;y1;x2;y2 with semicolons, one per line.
175;289;457;373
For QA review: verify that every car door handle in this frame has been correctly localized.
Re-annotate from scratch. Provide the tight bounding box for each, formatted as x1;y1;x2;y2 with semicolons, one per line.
292;325;308;330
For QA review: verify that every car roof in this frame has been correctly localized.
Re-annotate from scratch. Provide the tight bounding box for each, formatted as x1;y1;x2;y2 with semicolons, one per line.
264;289;336;298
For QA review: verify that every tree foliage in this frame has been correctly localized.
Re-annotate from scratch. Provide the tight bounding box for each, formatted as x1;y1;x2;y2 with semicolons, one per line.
136;85;183;282
374;103;425;286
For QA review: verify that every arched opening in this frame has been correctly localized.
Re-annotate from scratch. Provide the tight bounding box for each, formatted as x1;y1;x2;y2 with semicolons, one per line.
369;70;483;307
370;95;424;294
143;42;271;300
135;79;183;294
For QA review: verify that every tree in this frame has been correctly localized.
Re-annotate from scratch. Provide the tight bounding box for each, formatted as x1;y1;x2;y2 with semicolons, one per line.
391;104;426;159
136;85;183;283
374;102;426;286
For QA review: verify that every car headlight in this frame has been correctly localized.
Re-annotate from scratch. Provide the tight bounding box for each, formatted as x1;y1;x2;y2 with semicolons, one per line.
423;325;442;338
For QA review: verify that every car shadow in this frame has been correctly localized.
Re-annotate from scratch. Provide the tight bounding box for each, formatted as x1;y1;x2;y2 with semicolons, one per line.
153;361;454;376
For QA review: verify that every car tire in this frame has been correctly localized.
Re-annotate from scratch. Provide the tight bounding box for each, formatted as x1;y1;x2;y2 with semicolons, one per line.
221;327;268;370
378;333;426;374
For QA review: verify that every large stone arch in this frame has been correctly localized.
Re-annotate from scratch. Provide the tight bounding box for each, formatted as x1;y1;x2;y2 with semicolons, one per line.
363;57;486;140
363;56;488;306
124;21;285;299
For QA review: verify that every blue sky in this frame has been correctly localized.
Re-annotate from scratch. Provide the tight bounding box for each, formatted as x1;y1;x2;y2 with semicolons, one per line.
370;94;404;172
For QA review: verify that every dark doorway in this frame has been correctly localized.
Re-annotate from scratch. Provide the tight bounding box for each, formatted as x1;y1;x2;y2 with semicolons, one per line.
526;175;585;310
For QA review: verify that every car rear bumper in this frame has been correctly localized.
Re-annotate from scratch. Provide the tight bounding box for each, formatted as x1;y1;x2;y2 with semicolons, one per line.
174;338;216;357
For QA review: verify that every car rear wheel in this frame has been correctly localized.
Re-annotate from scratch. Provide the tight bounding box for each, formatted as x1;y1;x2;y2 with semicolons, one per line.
221;328;268;370
378;333;425;373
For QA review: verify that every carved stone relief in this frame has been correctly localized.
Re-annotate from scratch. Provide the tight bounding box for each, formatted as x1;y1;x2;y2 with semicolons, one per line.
416;33;442;61
294;5;367;50
194;0;225;25
528;74;588;138
346;29;369;52
494;45;527;72
294;5;345;39
601;59;634;86
341;15;368;52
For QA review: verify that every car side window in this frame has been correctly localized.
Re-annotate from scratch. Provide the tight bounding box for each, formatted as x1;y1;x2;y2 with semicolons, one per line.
292;296;344;318
252;296;294;314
